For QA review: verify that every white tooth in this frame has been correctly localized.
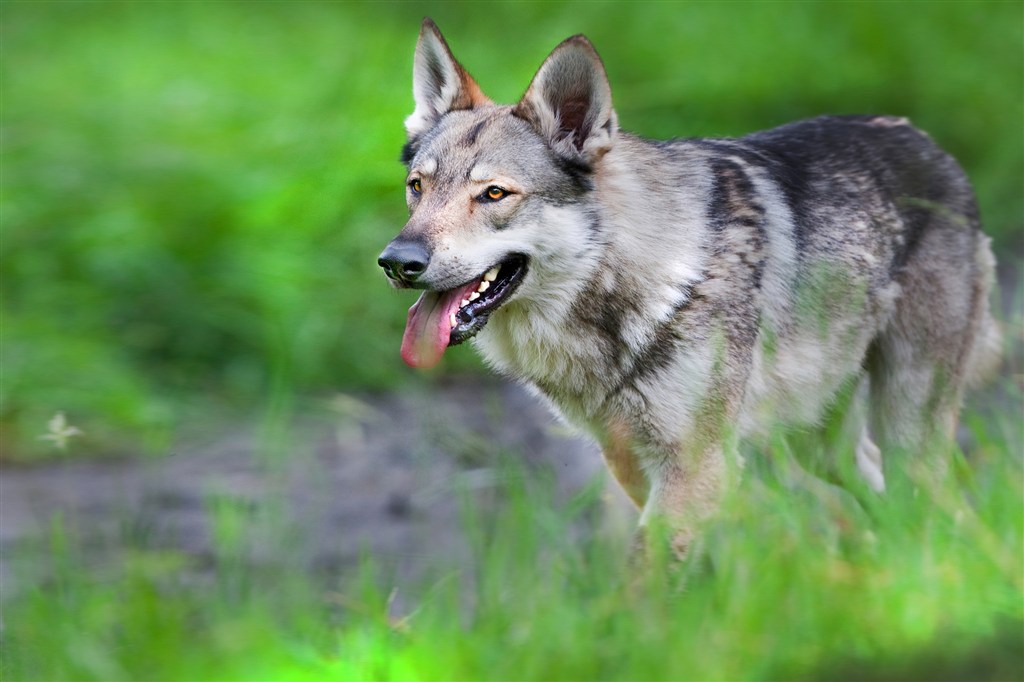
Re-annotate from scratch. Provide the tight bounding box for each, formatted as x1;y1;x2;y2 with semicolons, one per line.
461;298;470;308
477;280;490;293
469;292;480;301
484;266;500;282
449;312;457;327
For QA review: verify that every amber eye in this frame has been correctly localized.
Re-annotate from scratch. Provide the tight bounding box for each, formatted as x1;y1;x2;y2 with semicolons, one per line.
484;186;506;201
409;178;422;195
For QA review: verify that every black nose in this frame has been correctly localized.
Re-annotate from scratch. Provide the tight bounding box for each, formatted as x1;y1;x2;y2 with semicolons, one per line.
378;239;431;284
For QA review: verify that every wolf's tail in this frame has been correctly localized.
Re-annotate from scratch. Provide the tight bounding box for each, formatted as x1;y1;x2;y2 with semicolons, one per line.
966;234;1003;388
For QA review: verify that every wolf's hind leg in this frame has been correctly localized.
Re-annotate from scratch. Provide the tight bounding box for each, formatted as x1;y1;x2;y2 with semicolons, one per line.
867;337;964;492
855;425;885;493
842;377;886;492
867;227;994;486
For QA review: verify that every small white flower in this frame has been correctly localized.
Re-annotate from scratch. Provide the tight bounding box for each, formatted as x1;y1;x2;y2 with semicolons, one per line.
38;412;83;449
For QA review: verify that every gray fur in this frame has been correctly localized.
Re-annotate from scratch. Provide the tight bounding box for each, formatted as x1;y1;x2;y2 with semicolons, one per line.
381;20;1001;556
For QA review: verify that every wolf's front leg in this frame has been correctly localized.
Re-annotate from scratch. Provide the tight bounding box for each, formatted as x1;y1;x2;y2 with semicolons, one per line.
600;420;650;508
637;444;728;560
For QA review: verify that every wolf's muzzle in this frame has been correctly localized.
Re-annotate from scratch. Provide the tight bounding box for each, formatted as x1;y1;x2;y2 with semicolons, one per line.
378;238;431;285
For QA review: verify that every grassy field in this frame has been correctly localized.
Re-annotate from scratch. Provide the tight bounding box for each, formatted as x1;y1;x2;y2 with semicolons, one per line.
1;1;1022;680
2;404;1021;681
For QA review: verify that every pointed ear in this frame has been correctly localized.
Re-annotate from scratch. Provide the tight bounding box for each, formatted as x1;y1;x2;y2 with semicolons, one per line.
514;35;617;164
404;18;491;139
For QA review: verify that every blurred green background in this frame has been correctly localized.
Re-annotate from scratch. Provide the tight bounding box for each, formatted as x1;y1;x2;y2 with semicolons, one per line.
2;0;1021;459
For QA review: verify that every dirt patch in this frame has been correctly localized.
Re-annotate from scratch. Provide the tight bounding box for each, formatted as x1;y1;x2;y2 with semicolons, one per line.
0;378;635;599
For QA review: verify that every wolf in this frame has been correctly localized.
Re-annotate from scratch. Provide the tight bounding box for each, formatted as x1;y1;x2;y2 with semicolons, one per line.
378;19;1001;556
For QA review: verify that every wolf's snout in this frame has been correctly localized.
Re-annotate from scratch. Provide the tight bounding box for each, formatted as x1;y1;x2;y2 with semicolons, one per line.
378;239;431;284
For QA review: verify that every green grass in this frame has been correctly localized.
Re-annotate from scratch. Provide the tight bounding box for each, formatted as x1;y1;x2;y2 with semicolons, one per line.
2;0;1022;457
2;2;1021;676
2;398;1021;681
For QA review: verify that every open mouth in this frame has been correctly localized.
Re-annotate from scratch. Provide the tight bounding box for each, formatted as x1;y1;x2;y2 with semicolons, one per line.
449;255;528;345
401;255;528;369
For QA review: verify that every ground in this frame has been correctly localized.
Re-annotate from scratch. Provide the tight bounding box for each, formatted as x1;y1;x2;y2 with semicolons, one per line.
0;378;634;604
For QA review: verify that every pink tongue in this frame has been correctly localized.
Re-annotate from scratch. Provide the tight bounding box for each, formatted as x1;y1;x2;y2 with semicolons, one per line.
400;281;481;369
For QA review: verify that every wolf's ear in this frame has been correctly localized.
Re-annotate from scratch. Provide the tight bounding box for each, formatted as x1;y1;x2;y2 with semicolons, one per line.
514;35;617;164
405;18;491;139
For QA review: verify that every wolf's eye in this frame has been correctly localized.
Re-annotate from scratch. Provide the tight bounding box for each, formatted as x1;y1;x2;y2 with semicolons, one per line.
482;186;507;202
409;178;422;195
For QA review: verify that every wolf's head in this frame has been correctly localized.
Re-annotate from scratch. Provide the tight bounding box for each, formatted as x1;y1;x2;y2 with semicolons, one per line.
378;19;618;369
